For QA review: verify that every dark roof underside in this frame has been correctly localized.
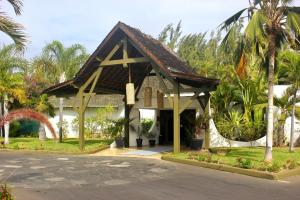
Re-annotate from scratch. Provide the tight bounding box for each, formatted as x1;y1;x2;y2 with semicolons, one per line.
44;22;219;97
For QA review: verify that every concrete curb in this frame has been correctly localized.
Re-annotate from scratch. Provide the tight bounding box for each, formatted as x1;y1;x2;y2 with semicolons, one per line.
161;155;300;180
0;145;110;155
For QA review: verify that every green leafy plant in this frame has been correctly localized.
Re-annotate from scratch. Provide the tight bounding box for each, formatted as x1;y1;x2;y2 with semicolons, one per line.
0;184;14;200
141;119;155;139
267;162;281;173
56;120;69;139
236;157;252;169
106;118;135;140
283;159;299;170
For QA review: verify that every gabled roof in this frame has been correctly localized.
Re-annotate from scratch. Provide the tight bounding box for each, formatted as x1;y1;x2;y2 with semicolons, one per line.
44;22;219;97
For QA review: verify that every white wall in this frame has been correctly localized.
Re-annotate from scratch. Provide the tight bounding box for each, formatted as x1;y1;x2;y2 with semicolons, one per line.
46;85;300;148
45;106;123;139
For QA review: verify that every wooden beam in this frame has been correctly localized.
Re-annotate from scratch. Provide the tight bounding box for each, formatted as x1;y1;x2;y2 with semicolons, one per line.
82;68;102;110
180;87;214;93
173;83;180;153
104;41;122;61
124;102;130;148
179;91;200;114
78;90;85;151
74;67;103;151
100;57;149;66
122;38;128;68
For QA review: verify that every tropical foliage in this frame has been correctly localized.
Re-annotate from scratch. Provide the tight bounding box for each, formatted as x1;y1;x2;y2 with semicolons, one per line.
0;0;27;50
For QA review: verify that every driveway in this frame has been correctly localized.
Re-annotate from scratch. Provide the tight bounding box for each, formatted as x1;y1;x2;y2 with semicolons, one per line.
0;151;300;200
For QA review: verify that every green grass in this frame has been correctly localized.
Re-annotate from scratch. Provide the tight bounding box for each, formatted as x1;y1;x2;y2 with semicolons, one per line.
1;137;113;153
169;147;300;172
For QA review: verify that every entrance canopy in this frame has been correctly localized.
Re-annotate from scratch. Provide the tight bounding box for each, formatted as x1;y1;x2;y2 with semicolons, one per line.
44;22;219;97
44;22;220;152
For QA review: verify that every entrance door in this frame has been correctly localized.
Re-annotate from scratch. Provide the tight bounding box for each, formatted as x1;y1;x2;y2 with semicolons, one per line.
159;109;196;145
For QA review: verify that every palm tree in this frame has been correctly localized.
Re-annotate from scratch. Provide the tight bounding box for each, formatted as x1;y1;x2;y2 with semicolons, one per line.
278;49;300;151
0;44;27;144
0;0;27;50
39;41;88;142
220;0;300;162
274;86;300;146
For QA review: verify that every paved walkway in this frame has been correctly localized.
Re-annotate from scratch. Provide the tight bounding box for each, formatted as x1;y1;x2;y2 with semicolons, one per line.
1;151;300;200
92;146;172;159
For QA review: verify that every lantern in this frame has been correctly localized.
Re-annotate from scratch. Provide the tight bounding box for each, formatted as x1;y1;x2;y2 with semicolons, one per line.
144;86;152;107
157;90;164;109
126;83;135;105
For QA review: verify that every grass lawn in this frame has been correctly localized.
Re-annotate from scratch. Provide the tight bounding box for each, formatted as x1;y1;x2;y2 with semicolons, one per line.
1;138;113;154
169;147;300;172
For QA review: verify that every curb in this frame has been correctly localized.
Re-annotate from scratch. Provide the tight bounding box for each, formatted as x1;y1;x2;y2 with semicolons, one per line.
161;155;300;180
0;145;110;155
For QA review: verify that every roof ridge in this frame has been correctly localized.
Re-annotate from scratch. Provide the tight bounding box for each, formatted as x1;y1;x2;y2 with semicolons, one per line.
118;22;195;74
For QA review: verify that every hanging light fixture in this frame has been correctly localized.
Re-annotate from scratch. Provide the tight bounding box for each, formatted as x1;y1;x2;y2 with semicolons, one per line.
157;90;164;110
144;66;152;107
126;66;135;105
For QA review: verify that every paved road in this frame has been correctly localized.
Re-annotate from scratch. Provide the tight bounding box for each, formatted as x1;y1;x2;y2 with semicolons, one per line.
0;151;300;200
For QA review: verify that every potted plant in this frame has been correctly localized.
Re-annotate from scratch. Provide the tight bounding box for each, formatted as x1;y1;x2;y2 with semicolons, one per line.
107;118;136;148
140;119;155;147
147;131;157;147
190;115;208;150
136;125;143;148
107;119;124;148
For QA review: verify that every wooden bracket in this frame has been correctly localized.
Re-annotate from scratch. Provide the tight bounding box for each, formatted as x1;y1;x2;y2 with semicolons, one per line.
179;91;200;114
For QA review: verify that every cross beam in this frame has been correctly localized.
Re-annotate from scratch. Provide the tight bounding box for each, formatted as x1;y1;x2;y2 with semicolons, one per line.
74;67;103;151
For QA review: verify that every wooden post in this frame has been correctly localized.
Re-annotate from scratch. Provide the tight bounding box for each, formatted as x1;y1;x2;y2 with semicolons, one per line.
173;83;180;153
204;96;211;150
124;101;130;148
78;90;85;151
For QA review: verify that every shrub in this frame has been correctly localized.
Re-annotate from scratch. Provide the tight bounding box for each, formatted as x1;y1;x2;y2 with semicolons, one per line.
283;159;299;170
188;152;213;162
236;157;252;169
0;184;14;200
56;120;69;139
267;162;281;173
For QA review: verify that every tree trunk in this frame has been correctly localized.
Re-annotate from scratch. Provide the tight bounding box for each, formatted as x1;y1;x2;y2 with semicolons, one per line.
0;100;3;138
289;92;297;152
58;73;65;143
264;33;276;162
278;121;285;146
4;95;9;145
39;123;46;141
58;97;63;143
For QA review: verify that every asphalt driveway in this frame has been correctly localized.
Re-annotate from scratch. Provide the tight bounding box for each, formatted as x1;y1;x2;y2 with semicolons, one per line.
0;151;300;200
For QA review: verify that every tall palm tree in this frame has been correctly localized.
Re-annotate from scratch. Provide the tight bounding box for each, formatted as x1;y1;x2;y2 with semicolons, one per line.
220;0;300;162
39;41;88;142
0;0;27;50
0;44;27;144
278;49;300;151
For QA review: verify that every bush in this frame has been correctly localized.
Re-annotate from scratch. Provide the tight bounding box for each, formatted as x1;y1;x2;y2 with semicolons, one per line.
283;159;299;170
0;184;14;200
236;157;252;169
9;119;39;137
267;162;281;173
188;152;213;163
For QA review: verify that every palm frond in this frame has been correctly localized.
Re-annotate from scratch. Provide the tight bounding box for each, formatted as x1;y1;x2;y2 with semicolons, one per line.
244;10;267;45
219;8;247;30
286;11;300;38
7;0;23;15
0;13;26;50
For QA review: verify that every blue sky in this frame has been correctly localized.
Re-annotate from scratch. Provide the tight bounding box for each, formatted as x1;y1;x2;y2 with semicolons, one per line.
1;0;299;58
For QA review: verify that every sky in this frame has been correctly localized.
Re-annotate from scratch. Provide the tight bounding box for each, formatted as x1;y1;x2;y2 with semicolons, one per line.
1;0;299;58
